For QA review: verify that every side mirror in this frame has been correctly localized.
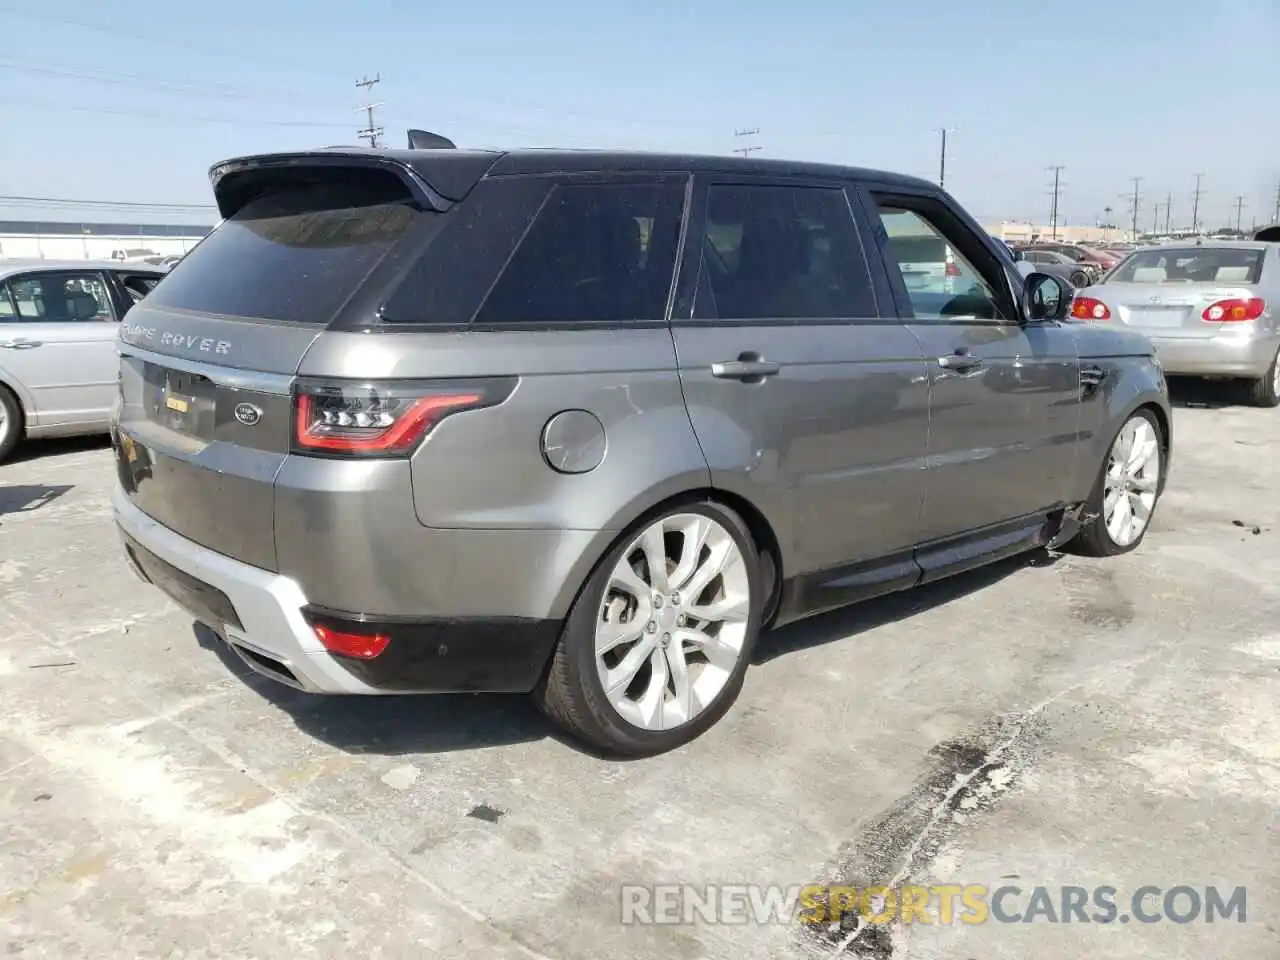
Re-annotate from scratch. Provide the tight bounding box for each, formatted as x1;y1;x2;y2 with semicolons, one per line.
1011;248;1025;262
1021;272;1070;322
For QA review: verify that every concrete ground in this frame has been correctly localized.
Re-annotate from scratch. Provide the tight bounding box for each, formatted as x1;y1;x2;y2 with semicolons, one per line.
1;380;1277;959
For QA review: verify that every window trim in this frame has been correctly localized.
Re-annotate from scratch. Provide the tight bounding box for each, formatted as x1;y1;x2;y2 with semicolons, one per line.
3;269;118;323
858;186;1022;326
466;172;693;332
672;174;884;327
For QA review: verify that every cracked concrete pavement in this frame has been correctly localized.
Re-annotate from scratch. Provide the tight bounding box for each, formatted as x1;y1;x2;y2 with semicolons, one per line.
1;381;1277;959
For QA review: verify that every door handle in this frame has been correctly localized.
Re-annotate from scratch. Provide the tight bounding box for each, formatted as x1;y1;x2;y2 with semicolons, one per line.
937;352;982;373
711;356;781;382
1080;364;1108;386
0;339;42;350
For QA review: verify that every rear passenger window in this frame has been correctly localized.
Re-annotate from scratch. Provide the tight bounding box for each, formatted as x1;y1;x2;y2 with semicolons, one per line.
474;181;686;325
6;272;115;322
694;185;875;320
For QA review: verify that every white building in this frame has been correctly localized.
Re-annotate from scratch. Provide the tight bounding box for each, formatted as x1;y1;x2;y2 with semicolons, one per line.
0;219;213;261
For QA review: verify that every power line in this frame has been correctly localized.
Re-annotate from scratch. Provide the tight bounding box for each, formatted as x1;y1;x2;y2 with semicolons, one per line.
0;194;214;210
4;95;351;129
1046;165;1065;239
1191;173;1205;233
356;74;384;148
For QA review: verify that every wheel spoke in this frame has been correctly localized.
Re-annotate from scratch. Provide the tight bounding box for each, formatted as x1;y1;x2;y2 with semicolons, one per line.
595;616;647;656
682;534;735;600
686;592;750;624
1103;485;1124;515
1107;491;1132;543
609;563;650;602
604;637;654;701
639;524;670;592
666;640;694;722
635;647;669;729
682;628;742;673
1128;473;1157;492
668;516;712;591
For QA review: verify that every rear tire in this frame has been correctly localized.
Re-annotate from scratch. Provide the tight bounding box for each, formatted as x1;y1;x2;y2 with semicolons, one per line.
534;500;762;757
1069;270;1090;288
0;387;21;464
1240;349;1280;408
1066;408;1165;557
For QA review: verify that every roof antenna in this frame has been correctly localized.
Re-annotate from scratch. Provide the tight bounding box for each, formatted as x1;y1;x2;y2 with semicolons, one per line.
407;129;456;150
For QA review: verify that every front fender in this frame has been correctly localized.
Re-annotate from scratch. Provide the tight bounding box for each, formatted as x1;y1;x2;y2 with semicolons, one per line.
1074;347;1171;500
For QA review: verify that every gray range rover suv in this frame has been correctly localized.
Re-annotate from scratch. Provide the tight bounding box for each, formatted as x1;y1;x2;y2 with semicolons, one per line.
111;147;1171;756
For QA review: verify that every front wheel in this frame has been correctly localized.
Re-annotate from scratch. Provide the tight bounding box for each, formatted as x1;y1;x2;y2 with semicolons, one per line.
1240;349;1280;408
1065;408;1165;557
0;387;21;464
534;501;762;757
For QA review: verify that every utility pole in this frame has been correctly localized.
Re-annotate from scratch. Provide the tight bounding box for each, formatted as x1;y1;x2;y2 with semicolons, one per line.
1165;190;1172;233
1273;182;1280;224
355;74;383;148
1129;177;1143;239
1191;173;1205;233
1047;165;1065;239
1233;195;1246;234
937;128;950;188
732;128;761;158
1151;201;1162;234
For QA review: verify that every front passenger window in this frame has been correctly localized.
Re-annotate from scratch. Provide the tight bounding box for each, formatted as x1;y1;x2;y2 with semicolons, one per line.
878;207;1007;322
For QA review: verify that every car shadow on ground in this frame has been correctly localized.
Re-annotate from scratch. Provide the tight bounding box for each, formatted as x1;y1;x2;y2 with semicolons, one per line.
5;434;111;465
1166;376;1243;409
193;548;1061;759
0;483;73;519
755;548;1059;664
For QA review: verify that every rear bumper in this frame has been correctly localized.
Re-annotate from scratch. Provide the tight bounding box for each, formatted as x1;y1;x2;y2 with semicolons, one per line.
1148;332;1279;378
113;485;561;695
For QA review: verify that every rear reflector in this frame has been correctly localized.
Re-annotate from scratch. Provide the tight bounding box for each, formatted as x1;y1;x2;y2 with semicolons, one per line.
312;623;391;660
1202;297;1265;322
1071;296;1111;321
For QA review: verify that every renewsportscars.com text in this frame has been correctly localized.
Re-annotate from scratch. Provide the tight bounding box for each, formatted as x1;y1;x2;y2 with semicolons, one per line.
620;883;1247;926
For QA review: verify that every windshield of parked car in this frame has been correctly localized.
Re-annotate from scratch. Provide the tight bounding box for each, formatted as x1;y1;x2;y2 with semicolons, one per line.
1107;247;1264;284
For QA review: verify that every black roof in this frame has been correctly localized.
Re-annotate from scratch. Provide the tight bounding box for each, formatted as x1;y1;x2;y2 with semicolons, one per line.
209;147;938;215
0;220;213;237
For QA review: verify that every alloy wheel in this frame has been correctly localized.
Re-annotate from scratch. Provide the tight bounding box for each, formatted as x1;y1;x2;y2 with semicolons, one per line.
1103;416;1161;547
593;512;751;731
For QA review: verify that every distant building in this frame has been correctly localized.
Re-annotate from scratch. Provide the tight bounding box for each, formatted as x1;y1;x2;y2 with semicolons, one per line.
984;221;1134;245
0;219;214;261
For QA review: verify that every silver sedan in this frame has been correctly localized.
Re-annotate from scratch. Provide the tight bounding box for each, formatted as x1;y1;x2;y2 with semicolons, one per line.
1069;240;1280;405
0;260;167;461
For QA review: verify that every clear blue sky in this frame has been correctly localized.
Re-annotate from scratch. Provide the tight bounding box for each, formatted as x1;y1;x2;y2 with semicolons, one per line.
0;0;1276;230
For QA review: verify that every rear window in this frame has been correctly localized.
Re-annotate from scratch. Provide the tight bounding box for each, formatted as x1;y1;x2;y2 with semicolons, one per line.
1108;247;1264;284
144;179;419;323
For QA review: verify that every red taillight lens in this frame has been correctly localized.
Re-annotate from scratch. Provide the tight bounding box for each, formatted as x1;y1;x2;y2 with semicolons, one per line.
1202;298;1265;323
944;261;962;277
291;377;515;458
312;623;390;660
1071;296;1111;320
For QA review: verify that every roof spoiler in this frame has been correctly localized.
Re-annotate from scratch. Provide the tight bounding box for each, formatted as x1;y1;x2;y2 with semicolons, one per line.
1254;225;1280;243
407;129;457;150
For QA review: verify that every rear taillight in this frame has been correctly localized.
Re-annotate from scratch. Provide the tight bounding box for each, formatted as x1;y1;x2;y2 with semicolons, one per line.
1071;296;1111;320
944;261;962;277
1202;298;1265;323
312;623;390;659
291;377;516;458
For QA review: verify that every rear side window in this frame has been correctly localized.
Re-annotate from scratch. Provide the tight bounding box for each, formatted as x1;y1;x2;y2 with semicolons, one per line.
1108;247;1265;284
694;185;875;320
144;178;419;323
474;181;687;325
2;272;115;322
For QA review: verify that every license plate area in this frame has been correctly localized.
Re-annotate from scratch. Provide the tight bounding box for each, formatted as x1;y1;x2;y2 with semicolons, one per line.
1124;306;1191;328
144;363;217;440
